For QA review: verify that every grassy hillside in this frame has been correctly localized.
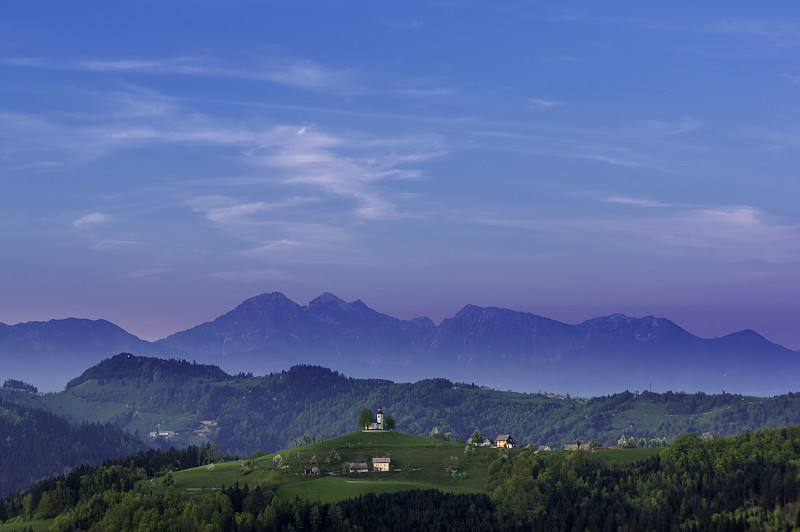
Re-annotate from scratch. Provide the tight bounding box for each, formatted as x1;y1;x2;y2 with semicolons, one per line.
161;431;660;505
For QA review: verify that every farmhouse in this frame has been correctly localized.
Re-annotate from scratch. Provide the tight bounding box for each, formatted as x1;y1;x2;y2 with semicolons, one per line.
348;463;369;474
496;435;517;448
372;457;391;471
148;430;177;439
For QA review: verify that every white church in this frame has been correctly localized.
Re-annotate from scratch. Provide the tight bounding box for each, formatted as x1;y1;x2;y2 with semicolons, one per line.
364;405;387;431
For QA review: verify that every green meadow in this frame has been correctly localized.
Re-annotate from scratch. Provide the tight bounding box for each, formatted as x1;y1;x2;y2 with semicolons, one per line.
0;518;54;532
162;430;661;504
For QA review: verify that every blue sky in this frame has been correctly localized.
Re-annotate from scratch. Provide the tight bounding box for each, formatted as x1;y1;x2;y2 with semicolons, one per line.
1;1;799;349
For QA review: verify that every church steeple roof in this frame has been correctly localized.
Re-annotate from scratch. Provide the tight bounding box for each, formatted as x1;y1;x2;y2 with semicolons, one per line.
377;405;383;414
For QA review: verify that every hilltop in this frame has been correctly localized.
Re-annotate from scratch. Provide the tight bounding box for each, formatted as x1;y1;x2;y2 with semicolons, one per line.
168;431;519;505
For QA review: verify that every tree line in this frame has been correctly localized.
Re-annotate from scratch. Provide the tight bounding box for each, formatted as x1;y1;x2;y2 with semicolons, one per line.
490;425;800;530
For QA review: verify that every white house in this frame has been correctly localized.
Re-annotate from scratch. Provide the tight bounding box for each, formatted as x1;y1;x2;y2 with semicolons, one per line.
372;457;391;471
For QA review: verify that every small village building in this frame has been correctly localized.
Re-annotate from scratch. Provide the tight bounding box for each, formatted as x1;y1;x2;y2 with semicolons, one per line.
496;435;517;448
348;462;369;474
562;443;589;451
481;438;493;447
372;457;391;471
149;430;177;439
303;465;315;475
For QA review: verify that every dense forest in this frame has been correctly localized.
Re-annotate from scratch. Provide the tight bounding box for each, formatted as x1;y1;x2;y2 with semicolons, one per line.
0;399;145;498
491;425;800;530
2;426;800;530
5;355;800;458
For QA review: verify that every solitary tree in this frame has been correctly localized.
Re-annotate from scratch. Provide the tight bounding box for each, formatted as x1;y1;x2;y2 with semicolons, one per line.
637;437;647;448
444;456;460;477
618;435;628;447
469;430;484;445
357;407;373;429
384;414;396;431
303;434;310;445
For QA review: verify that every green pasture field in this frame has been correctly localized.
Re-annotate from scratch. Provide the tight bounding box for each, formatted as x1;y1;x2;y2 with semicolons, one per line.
589;448;661;465
163;431;661;504
0;518;54;532
605;396;741;436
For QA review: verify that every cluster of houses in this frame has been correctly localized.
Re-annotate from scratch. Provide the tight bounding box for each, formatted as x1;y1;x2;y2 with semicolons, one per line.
148;429;177;439
473;434;519;448
345;457;391;474
149;420;218;440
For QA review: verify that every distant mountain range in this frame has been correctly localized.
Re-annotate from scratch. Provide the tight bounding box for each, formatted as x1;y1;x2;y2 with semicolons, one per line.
1;292;798;396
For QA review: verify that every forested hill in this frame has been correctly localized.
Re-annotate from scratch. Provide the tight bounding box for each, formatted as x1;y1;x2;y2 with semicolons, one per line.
0;399;146;498
5;355;800;459
65;352;231;389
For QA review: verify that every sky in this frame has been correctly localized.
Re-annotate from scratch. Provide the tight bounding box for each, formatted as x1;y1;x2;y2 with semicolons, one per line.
1;1;799;350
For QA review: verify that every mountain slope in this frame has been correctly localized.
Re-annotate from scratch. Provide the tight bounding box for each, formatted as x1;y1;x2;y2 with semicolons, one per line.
157;292;800;396
0;318;186;392
157;292;434;375
0;398;146;497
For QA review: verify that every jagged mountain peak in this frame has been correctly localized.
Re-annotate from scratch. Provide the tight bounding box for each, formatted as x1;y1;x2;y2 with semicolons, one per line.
237;292;299;312
307;292;350;309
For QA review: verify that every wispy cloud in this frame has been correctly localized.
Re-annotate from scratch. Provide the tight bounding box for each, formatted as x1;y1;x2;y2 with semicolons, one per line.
2;80;446;242
527;98;565;110
395;87;456;98
603;196;674;208
1;53;364;95
72;212;109;229
210;268;296;283
555;13;800;42
187;195;318;224
634;118;701;137
243;125;444;221
479;204;800;263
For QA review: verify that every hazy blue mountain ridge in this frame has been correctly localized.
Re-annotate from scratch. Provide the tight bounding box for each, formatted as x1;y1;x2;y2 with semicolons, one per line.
1;291;798;395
